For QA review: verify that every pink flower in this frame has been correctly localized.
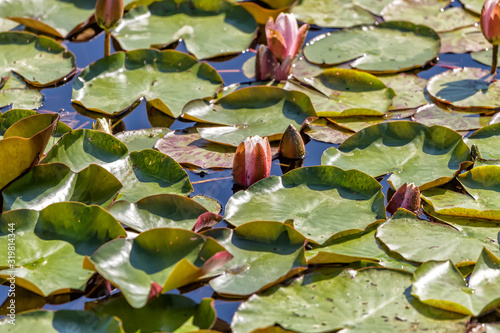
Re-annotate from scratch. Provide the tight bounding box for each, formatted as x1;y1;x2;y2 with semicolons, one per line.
386;183;421;215
233;136;272;188
481;0;500;45
95;0;124;31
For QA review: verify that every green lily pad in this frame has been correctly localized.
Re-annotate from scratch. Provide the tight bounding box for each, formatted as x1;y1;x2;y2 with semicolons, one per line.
378;74;428;110
88;295;216;333
321;121;472;190
287;68;396;117
0;202;126;296
192;195;222;214
376;209;500;264
413;104;491;131
427;68;500;110
203;222;307;296
439;26;490;54
471;48;500;68
113;1;257;59
0;18;18;32
224;166;386;244
303;21;440;73
89;228;229;308
291;0;375;27
231;268;467;333
41;130;193;202
421;166;500;220
2;163;121;211
115;128;171;152
381;0;478;32
154;129;236;169
466;123;500;160
412;248;500;316
72;49;223;118
0;108;71;137
108;194;209;232
0;32;76;87
0;310;122;333
183;87;317;146
0;75;43;109
354;0;394;15
459;0;483;14
302;117;353;144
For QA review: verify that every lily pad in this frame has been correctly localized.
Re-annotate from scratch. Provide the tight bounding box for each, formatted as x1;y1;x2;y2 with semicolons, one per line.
466;123;500;160
88;295;216;333
89;227;230;308
302;117;353;144
439;26;490;54
413;104;491;131
0;310;122;333
381;0;478;32
2;163;121;211
354;0;395;15
203;222;307;296
376;209;500;264
0;32;76;87
0;202;126;296
321;121;472;190
224;166;386;244
108;194;209;232
421;166;500;220
154;129;236;169
412;248;500;316
459;0;483;14
378;74;428;110
192;194;222;214
288;68;396;117
471;48;500;68
183;87;317;146
115;128;171;152
231;268;467;332
0;18;18;32
427;68;500;110
303;21;440;73
238;1;293;25
113;1;257;59
291;0;375;27
0;75;43;109
72;49;223;118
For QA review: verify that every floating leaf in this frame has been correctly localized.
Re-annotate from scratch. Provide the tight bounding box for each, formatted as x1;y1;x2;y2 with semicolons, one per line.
183;87;317;147
72;49;223;118
291;0;375;27
0;32;76;87
459;0;483;14
115;128;171;152
354;0;394;15
303;21;440;73
231;268;467;332
466;123;500;160
0;75;43;110
378;74;428;110
192;194;222;214
204;222;307;296
413;104;491;131
113;1;257;59
412;248;500;316
238;1;293;25
471;48;500;68
376;209;500;264
225;166;386;244
3;163;121;211
427;68;500;110
302;117;353;144
0;18;18;32
321;122;472;190
0;203;126;296
439;26;490;54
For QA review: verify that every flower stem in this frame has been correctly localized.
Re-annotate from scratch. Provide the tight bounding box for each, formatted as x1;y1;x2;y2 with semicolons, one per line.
492;44;498;75
104;30;111;57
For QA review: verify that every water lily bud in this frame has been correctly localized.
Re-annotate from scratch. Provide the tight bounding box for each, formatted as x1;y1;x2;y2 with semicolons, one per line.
233;136;272;188
92;117;112;134
95;0;124;31
265;13;309;63
481;0;500;45
278;124;306;159
386;183;421;215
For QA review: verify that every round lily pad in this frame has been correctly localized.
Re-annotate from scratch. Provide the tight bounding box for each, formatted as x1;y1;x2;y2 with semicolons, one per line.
381;0;478;32
72;49;223;118
303;21;440;73
354;0;395;15
0;202;126;296
413;104;491;131
321;121;472;190
224;166;386;244
231;268;467;332
471;48;500;67
378;74;428;110
466;123;500;160
459;0;483;14
427;68;500;110
0;75;43;110
0;32;76;87
376;209;500;264
204;222;307;296
302;117;353;144
439;26;490;54
115;128;171;152
113;1;257;59
288;68;396;117
183;86;317;146
0;18;18;32
291;0;375;27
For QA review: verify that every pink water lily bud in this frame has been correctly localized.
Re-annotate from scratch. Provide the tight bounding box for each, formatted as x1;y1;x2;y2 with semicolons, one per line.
278;124;306;159
481;0;500;45
265;13;309;63
255;45;291;81
95;0;124;31
386;183;421;215
233;136;272;188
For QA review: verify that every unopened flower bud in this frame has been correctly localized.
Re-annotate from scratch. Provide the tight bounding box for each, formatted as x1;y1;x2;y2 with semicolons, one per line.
278;124;306;159
233;136;272;188
386;183;421;215
95;0;124;31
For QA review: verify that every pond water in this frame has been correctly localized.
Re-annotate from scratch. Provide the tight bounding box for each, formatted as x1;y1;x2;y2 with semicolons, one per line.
0;13;493;328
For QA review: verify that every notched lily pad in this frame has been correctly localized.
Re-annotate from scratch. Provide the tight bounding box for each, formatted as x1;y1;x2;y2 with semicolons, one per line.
302;117;354;144
378;73;428;110
0;75;43;110
466;123;500;160
413;104;491;131
115;128;171;152
439;26;489;54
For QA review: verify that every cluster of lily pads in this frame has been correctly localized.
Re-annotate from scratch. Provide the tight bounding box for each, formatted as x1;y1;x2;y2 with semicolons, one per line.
3;0;500;332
